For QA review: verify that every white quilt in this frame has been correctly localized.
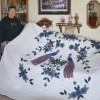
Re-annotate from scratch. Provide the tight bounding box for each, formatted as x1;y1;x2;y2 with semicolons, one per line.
0;23;100;100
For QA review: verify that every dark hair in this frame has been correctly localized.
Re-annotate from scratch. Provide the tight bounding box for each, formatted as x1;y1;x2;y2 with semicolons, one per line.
8;6;16;11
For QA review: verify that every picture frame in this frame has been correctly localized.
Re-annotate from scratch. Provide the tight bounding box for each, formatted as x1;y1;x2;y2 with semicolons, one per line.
38;0;71;14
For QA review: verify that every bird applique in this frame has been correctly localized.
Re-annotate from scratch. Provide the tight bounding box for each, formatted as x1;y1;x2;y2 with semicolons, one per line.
31;50;59;65
63;54;75;78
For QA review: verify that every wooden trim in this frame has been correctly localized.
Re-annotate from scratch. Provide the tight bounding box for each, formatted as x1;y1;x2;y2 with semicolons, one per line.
26;0;28;22
13;0;16;6
0;0;1;19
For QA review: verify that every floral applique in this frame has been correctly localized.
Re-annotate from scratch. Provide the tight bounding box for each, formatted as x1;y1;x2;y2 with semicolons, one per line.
35;30;54;40
19;63;33;85
40;56;67;86
56;40;65;48
60;76;91;100
90;40;100;54
62;34;78;41
69;44;91;72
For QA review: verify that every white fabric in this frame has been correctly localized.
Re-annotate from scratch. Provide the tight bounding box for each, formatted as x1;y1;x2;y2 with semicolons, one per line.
0;23;100;100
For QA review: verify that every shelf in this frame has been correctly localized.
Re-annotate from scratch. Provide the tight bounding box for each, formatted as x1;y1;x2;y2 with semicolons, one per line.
56;23;82;33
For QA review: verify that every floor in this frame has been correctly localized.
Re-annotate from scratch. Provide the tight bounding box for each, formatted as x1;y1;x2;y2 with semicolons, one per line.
0;94;13;100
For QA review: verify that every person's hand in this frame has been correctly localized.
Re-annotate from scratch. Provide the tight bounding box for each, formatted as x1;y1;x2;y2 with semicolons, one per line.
2;41;7;46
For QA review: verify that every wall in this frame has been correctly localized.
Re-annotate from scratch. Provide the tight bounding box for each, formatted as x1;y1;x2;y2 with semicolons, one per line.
28;0;100;41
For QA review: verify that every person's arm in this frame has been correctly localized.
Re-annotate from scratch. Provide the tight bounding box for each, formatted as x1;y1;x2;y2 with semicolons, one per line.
17;19;24;33
20;23;24;32
0;20;5;43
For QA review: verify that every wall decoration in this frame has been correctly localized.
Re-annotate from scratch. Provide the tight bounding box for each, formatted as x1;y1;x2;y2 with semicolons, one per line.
37;17;52;28
38;0;71;14
74;13;79;25
87;0;100;28
60;17;65;23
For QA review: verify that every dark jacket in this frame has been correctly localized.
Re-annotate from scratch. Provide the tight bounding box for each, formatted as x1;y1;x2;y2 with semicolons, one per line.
0;16;24;42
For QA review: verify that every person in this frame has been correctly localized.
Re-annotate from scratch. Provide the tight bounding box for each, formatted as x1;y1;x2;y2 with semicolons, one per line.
0;6;24;55
0;44;1;59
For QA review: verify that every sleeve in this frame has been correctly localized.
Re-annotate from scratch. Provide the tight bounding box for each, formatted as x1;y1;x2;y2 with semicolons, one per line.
20;23;24;32
17;19;24;33
0;20;5;42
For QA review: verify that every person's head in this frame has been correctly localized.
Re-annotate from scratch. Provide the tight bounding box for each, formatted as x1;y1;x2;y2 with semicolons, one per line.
8;6;16;18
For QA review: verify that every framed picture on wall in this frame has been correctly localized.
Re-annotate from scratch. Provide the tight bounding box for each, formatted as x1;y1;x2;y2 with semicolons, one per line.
38;0;71;14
